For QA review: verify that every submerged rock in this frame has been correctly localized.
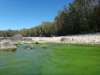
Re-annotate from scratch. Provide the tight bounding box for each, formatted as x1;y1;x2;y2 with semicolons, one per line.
35;41;40;44
0;48;16;52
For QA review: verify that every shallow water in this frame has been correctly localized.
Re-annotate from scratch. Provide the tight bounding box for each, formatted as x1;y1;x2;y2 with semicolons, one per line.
0;44;100;75
0;44;54;75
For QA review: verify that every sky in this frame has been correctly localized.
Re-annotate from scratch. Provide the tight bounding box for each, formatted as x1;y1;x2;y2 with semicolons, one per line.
0;0;73;30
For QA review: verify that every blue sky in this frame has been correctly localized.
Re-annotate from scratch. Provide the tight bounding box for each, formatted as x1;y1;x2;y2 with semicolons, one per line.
0;0;73;30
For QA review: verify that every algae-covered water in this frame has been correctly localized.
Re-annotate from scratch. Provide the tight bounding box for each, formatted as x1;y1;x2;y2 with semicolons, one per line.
0;44;100;75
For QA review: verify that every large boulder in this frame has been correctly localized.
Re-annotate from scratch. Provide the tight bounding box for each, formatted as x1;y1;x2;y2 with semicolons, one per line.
0;39;16;49
11;34;23;41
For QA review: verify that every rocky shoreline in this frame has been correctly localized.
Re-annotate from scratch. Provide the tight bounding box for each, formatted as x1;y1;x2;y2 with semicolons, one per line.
30;33;100;44
0;34;100;50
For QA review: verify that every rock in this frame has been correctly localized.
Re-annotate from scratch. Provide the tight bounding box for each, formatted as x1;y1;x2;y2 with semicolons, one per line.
35;41;40;44
0;39;16;50
11;34;23;41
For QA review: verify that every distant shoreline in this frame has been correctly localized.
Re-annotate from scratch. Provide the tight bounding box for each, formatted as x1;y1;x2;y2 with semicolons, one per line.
0;33;100;44
0;33;100;50
27;33;100;44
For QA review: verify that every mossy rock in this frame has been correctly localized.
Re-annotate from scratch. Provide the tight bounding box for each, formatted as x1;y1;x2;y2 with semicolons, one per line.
35;41;40;44
0;48;16;52
40;44;48;49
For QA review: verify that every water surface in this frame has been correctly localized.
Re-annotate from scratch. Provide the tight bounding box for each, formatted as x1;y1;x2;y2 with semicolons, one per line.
0;44;100;75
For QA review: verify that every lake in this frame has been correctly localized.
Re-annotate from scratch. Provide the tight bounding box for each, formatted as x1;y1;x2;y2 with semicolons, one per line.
0;44;100;75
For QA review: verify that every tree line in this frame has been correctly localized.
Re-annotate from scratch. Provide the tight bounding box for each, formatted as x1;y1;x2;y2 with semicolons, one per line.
0;0;100;37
